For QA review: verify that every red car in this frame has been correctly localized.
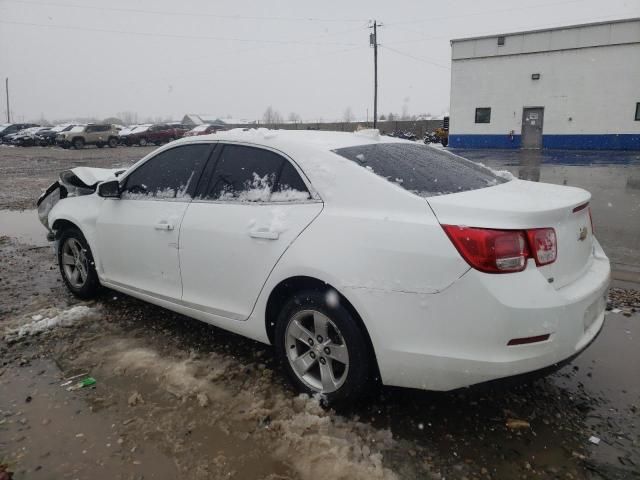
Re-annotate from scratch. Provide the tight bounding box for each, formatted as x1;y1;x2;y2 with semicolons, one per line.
184;124;224;137
125;124;184;146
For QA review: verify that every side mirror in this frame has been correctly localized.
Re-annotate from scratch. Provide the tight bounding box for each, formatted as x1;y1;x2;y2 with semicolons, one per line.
97;180;121;198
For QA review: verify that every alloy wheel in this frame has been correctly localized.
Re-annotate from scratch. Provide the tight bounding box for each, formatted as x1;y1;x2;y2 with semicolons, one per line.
61;237;88;289
285;309;349;394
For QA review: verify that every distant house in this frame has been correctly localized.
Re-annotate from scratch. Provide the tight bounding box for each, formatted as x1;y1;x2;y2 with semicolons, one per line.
181;114;227;126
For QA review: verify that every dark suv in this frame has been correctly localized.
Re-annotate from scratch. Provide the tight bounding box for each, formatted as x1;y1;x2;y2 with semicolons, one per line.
0;123;40;143
125;124;183;146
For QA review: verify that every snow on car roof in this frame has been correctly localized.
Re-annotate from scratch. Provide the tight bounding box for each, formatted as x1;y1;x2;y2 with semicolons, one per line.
184;128;405;151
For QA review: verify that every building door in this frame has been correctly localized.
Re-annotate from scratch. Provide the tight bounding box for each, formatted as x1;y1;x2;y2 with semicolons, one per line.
521;107;544;149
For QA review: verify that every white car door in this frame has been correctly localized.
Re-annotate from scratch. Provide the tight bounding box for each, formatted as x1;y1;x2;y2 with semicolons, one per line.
96;143;213;300
179;144;323;320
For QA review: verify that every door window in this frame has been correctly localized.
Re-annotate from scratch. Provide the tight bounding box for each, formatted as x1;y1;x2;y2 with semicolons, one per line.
121;144;211;200
202;145;310;202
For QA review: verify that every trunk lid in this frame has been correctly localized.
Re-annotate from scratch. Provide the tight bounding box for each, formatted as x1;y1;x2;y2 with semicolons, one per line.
427;180;594;288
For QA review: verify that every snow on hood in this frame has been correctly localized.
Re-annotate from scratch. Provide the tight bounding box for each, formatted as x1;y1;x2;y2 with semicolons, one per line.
70;167;123;186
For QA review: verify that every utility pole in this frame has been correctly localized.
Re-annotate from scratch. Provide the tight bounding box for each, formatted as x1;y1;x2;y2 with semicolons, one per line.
5;78;10;123
369;21;381;129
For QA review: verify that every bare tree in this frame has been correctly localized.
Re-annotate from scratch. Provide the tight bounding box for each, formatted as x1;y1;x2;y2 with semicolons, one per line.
117;111;138;125
387;112;396;121
263;106;282;126
288;112;301;123
343;107;354;123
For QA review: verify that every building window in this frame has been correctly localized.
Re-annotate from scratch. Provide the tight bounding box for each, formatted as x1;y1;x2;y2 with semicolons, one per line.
635;102;640;121
497;36;505;46
475;108;491;124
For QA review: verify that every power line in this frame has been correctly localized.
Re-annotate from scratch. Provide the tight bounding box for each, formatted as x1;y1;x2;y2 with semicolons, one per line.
0;20;361;46
384;0;584;26
381;46;450;70
2;0;367;23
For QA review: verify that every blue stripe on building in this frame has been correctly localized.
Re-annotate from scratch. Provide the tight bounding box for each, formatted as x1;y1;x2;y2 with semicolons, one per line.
449;134;640;150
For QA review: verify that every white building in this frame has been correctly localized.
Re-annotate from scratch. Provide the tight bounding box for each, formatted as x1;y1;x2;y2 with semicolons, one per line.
449;18;640;150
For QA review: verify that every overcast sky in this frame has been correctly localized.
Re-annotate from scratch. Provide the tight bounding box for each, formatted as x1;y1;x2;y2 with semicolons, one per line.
0;0;637;123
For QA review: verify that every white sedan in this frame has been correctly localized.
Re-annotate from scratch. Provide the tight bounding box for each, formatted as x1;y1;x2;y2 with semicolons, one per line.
37;129;610;402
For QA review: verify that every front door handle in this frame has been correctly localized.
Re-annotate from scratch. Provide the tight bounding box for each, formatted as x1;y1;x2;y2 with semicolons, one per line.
154;222;174;231
249;228;279;240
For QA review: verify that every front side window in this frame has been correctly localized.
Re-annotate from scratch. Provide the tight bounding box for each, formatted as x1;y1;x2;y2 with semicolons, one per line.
475;108;491;124
202;145;310;202
635;102;640;121
333;143;508;197
121;144;211;200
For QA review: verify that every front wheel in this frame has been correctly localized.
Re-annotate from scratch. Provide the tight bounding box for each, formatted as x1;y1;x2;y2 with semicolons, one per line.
57;227;100;299
73;138;84;149
274;290;372;404
108;137;118;148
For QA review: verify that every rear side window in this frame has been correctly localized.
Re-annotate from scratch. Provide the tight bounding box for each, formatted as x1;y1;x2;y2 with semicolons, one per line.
332;143;508;197
202;145;310;202
122;144;211;200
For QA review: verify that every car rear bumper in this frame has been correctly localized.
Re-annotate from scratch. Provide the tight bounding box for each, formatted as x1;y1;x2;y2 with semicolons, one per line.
346;239;610;391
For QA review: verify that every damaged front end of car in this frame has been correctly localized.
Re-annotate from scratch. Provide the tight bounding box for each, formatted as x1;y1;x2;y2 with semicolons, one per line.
36;167;125;239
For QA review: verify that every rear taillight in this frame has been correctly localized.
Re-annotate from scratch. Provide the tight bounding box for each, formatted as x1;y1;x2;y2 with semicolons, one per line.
443;225;557;274
526;228;557;266
442;226;529;273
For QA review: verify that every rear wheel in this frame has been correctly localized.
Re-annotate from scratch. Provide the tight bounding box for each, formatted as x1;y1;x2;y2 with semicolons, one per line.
57;227;100;299
108;137;118;148
73;137;84;149
138;137;147;146
274;290;372;404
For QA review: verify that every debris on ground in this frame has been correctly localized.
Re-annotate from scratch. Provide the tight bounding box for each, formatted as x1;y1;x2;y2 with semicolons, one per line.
506;418;531;430
588;436;601;445
128;391;144;407
66;377;96;391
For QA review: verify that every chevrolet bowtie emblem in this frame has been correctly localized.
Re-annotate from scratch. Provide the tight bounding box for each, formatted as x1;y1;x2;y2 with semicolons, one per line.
578;227;588;241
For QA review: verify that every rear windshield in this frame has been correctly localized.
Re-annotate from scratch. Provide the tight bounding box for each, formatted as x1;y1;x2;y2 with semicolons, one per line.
333;143;508;197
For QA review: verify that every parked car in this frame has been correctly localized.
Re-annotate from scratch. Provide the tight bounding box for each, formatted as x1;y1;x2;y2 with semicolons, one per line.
36;125;76;146
124;124;180;146
0;123;40;143
37;130;610;403
184;124;224;137
56;124;119;149
10;126;52;146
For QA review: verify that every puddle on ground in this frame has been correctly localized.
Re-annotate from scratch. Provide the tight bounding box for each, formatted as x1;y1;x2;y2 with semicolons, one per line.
0;209;49;247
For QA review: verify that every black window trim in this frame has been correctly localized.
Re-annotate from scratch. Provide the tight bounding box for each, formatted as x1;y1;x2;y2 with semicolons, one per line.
475;107;492;124
191;141;322;205
635;102;640;121
119;143;217;202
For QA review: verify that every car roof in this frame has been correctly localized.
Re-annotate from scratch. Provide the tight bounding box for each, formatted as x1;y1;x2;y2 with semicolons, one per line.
178;127;406;152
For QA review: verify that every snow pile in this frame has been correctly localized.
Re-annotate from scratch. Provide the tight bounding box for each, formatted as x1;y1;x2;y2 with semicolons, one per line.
353;129;380;141
4;305;99;341
101;339;398;480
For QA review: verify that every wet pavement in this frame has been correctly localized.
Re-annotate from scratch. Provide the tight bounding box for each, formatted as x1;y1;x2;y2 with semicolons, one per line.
0;146;639;479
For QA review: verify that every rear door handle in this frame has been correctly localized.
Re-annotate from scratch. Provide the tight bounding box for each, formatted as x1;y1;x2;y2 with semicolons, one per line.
249;228;279;240
154;222;174;231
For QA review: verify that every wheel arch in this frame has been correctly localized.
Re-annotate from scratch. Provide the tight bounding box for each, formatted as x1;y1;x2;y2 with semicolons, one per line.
265;275;381;380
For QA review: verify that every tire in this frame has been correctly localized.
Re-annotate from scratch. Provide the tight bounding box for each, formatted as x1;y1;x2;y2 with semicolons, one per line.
108;137;118;148
73;137;84;149
441;138;448;147
57;227;100;299
274;290;372;404
138;137;147;147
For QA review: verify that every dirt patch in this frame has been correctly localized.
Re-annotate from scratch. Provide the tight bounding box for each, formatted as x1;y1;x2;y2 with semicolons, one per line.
0;146;154;210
